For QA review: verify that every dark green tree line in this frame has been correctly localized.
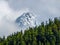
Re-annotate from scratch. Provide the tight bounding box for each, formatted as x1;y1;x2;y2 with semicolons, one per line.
0;17;60;45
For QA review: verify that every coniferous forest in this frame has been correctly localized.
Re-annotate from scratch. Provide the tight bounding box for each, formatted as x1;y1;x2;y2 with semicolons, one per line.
0;17;60;45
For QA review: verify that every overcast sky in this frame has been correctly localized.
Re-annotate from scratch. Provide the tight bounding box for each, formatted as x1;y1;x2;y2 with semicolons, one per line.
0;0;60;37
7;0;60;24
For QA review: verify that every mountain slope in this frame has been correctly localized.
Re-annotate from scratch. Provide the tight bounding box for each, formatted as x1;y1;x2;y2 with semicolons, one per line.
15;11;36;29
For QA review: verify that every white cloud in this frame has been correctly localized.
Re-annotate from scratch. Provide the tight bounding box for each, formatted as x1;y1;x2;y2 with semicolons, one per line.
7;0;60;20
0;0;22;37
0;1;11;15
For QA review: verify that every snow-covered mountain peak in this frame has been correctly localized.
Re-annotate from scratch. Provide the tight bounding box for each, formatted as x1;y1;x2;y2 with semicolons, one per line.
15;11;36;29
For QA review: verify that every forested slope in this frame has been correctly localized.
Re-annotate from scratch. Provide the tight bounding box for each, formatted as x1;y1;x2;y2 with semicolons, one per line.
0;17;60;45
